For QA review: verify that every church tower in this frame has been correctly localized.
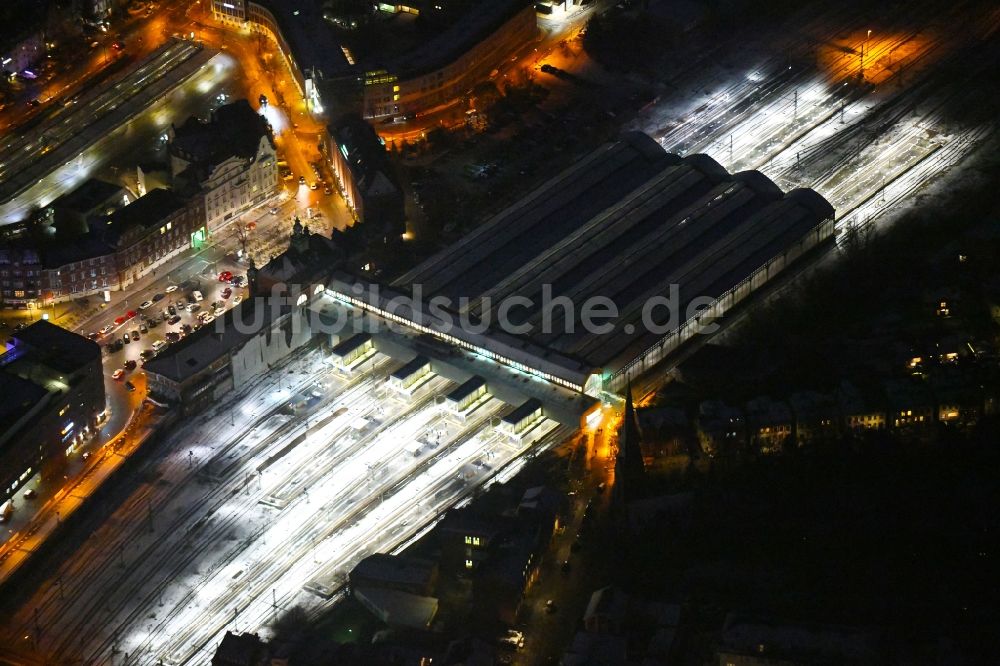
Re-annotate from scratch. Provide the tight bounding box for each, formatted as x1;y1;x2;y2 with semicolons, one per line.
614;380;646;507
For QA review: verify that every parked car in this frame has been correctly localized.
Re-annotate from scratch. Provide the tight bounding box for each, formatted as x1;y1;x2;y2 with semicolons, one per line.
124;359;137;371
165;285;178;293
139;349;154;361
114;316;127;326
123;333;131;344
218;270;233;282
100;324;114;335
131;330;140;341
192;290;204;302
233;295;243;305
112;368;125;380
23;488;36;500
152;340;167;353
167;315;181;325
124;381;136;392
152;292;165;302
165;331;180;342
125;310;137;319
221;287;232;299
187;303;201;313
139;324;148;334
139;300;153;310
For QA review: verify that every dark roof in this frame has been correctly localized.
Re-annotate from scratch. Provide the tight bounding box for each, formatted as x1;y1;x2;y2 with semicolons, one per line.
48;178;126;217
144;298;292;383
331;114;399;198
385;0;533;78
171;99;272;170
390;355;430;381
396;132;834;375
39;235;115;269
212;631;268;666
11;320;102;373
501;398;542;425
0;0;45;48
101;188;187;243
446;376;486;402
252;0;351;78
0;372;49;437
330;332;371;357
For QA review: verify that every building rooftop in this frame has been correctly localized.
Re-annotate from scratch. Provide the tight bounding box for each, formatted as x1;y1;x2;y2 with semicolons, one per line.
171;99;272;171
253;0;351;78
48;178;127;219
392;132;834;384
330;114;400;198
103;188;187;237
143;298;292;383
350;553;437;590
0;372;49;445
10;320;102;374
384;0;534;79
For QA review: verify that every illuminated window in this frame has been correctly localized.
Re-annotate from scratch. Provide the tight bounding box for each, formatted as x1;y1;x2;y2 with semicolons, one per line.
465;559;473;569
464;536;472;545
472;536;480;546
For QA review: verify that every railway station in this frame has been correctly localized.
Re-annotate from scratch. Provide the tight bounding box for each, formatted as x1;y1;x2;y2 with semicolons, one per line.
325;131;835;396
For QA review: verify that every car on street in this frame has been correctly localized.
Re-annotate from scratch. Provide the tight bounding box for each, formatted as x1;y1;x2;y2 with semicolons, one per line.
152;292;165;301
166;305;177;316
499;630;525;650
233;295;243;305
231;275;246;287
181;324;192;335
187;303;201;313
139;300;153;310
139;349;154;361
202;314;215;324
560;559;572;574
152;340;167;353
124;359;137;371
167;314;181;325
131;330;140;341
88;332;99;340
310;181;318;190
113;339;124;351
298;175;306;185
221;287;232;299
269;207;279;215
125;310;137;320
122;333;131;344
23;489;36;500
545;600;557;614
100;324;115;335
324;187;333;196
139;324;148;334
124;381;136;392
165;331;180;342
114;316;127;326
165;285;178;293
192;290;204;302
218;271;233;282
112;368;125;380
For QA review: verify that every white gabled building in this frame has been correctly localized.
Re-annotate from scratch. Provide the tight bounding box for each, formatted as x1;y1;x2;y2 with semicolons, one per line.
169;99;279;233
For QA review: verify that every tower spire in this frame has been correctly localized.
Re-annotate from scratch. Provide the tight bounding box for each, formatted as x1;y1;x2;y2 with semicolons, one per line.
614;379;645;506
